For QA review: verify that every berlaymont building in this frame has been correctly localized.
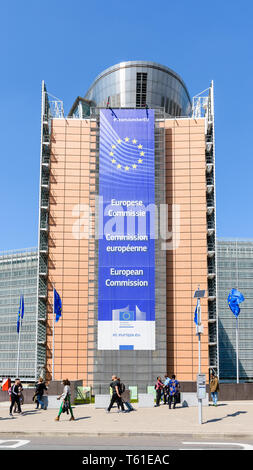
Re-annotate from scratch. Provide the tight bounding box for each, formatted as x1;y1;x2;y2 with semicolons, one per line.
35;61;219;392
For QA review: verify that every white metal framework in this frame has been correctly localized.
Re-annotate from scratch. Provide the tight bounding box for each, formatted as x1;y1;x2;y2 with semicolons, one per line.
192;82;219;377
36;83;65;381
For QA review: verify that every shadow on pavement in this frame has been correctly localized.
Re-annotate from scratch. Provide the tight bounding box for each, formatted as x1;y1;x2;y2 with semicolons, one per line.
21;410;42;416
205;410;247;424
73;416;92;421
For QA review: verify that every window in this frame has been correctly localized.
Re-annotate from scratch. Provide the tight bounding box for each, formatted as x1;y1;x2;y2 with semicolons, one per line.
136;72;147;108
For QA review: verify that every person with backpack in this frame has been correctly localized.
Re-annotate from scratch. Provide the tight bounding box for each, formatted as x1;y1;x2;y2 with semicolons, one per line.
107;375;125;413
34;377;47;410
117;378;135;412
9;379;22;417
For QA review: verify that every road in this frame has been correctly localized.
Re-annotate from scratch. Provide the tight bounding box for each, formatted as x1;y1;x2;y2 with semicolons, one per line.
0;435;253;450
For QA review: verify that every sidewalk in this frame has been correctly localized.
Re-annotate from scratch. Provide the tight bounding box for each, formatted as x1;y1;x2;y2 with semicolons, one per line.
0;401;252;439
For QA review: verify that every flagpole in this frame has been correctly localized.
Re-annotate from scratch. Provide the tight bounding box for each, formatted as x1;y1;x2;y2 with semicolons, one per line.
16;319;21;378
16;295;23;378
194;287;205;426
198;298;201;373
228;289;244;384
236;317;239;384
197;297;202;425
52;286;55;381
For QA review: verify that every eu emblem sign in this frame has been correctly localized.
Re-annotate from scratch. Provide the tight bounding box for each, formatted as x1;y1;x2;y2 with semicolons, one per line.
97;109;155;350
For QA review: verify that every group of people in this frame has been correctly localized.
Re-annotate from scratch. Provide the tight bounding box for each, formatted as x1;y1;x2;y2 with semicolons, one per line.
8;376;75;421
106;374;181;413
6;372;220;419
154;375;180;409
8;378;24;416
8;377;48;417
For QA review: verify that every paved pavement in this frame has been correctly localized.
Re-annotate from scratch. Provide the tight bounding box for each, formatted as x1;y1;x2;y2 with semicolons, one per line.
0;401;252;439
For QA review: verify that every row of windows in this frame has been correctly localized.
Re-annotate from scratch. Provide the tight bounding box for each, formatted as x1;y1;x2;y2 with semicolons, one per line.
217;272;253;279
0;352;36;360
0;296;36;306
0;279;37;288
0;269;37;279
0;289;36;298
0;257;37;266
0;324;36;333
0;264;37;273
218;281;253;288
0;363;35;369
0;342;36;350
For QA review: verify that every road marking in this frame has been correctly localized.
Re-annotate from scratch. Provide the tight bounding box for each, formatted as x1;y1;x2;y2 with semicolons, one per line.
181;442;253;450
0;440;30;449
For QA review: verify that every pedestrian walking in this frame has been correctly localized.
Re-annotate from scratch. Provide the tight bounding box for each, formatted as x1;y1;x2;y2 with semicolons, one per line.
9;379;22;417
163;375;170;404
154;376;164;407
34;377;47;410
210;372;219;406
55;379;75;421
168;375;180;409
118;378;135;412
13;380;24;413
107;375;125;412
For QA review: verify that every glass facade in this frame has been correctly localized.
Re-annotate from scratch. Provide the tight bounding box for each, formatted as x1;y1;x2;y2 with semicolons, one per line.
217;240;253;382
0;248;38;381
85;61;192;117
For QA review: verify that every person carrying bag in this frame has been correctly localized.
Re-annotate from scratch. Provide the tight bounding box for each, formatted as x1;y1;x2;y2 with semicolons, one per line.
55;379;75;421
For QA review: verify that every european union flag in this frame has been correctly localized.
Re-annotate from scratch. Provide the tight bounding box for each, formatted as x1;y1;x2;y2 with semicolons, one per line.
54;288;62;322
194;303;198;325
227;288;245;318
120;311;134;321
17;295;24;333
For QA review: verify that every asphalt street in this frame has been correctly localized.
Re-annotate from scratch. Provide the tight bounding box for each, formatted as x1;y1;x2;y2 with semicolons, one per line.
0;435;253;450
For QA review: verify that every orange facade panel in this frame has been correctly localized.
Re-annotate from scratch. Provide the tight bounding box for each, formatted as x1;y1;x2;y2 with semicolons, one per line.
165;118;208;382
46;116;209;385
46;118;92;382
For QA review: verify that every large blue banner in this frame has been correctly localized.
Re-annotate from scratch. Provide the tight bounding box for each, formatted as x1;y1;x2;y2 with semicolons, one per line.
98;108;155;350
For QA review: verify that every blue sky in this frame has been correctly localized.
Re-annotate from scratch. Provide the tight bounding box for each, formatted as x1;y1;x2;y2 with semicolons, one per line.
1;0;252;250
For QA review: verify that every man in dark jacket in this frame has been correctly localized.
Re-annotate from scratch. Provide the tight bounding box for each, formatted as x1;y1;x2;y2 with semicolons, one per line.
9;379;22;417
35;377;47;410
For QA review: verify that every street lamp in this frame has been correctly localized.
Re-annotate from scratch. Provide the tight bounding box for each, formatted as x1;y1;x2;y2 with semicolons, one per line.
194;287;205;424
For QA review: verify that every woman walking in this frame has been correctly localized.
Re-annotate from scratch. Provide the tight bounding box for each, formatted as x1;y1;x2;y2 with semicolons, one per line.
55;379;75;421
154;376;164;407
210;372;219;406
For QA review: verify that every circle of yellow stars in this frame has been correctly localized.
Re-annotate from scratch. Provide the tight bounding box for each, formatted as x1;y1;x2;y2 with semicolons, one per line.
109;137;145;171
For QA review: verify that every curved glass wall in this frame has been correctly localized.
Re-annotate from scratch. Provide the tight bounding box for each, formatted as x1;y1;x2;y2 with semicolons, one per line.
85;61;192;117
